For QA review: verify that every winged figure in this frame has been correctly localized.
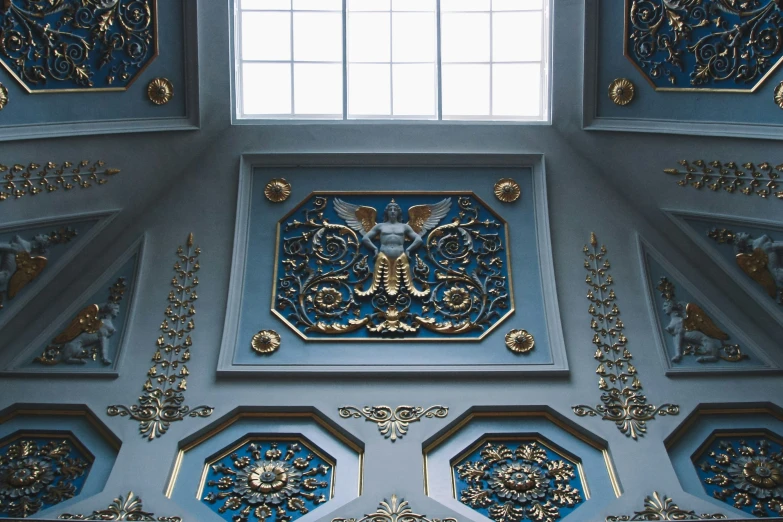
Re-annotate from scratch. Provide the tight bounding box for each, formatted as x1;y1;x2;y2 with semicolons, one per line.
733;233;783;303
333;197;452;298
663;299;731;363
0;234;51;309
35;302;120;365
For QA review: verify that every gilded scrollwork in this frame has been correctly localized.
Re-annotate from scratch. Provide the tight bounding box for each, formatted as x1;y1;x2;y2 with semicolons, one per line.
572;233;679;440
0;161;120;202
274;194;511;340
626;0;783;91
59;491;181;521
107;233;213;440
331;494;457;522
0;0;158;92
664;160;783;200
605;492;726;521
0;435;92;518
338;405;448;442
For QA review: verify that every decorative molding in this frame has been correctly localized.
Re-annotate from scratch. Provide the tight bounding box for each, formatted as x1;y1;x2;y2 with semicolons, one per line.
338;405;448;442
331;495;456;522
605;492;726;521
251;330;281;355
0;161;120;202
494;179;521;203
59;491;181;521
505;329;535;354
107;233;213;440
147;78;173;105
609;78;634;106
573;233;679;439
664;160;783;201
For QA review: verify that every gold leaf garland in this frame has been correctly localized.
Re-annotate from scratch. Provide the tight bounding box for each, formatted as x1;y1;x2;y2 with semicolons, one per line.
107;234;213;440
338;405;448;442
664;160;783;200
572;233;679;440
0;161;120;202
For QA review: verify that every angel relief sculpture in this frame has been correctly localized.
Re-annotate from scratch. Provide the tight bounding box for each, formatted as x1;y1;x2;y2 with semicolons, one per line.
274;195;512;339
657;277;747;364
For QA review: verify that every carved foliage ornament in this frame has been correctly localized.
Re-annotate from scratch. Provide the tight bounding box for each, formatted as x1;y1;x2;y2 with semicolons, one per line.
626;0;783;91
0;436;91;518
59;491;181;521
338;405;448;442
609;78;635;106
331;494;457;522
605;492;726;521
0;0;158;92
0;82;6;109
107;233;213;440
251;329;281;355
572;234;679;440
0;161;120;202
455;441;583;522
505;329;535;354
147;77;173;105
274;195;511;340
664;160;783;201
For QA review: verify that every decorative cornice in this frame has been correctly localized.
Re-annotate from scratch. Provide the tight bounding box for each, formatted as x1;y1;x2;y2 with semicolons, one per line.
605;492;726;521
331;495;456;522
664;160;783;201
572;233;679;439
0;161;120;202
338;405;448;442
107;234;213;440
59;491;181;521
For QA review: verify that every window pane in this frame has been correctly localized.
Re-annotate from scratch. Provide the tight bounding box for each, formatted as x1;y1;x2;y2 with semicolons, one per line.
441;13;490;62
294;12;342;61
392;13;436;62
349;64;391;115
348;0;391;11
393;64;436;116
392;0;435;11
440;0;490;11
242;63;292;115
493;0;544;10
293;0;341;9
294;63;343;114
348;12;391;62
442;64;490;116
242;0;290;10
241;12;291;61
492;63;541;117
493;11;542;62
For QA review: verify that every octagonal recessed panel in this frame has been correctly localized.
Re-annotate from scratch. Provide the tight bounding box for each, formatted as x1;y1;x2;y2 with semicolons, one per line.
200;437;334;522
273;192;513;341
0;432;94;518
624;0;783;92
693;431;783;518
452;437;586;522
0;0;158;93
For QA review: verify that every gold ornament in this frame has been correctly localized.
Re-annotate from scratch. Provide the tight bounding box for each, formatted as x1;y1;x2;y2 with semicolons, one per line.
147;78;173;105
494;178;521;203
609;78;635;106
338;405;448;442
251;330;281;355
665;160;783;200
505;329;535;353
59;491;182;521
605;492;726;521
0;83;7;110
332;495;456;522
0;161;119;202
264;178;292;203
775;82;783;109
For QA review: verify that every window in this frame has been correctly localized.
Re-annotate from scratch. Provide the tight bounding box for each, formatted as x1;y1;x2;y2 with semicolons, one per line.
235;0;550;121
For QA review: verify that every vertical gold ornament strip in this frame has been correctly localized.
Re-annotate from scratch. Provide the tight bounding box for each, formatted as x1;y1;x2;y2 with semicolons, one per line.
572;234;679;440
107;234;213;440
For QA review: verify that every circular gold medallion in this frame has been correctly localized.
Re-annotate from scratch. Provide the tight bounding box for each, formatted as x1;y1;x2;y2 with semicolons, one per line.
264;178;292;203
0;82;7;111
252;330;281;355
608;78;635;106
505;329;535;354
494;178;521;203
147;77;174;105
775;82;783;110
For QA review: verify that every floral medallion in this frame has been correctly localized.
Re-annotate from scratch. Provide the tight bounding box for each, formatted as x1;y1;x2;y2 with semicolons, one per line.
0;435;92;518
454;440;584;522
0;83;7;110
696;435;783;517
202;440;333;522
494;179;521;203
147;78;173;105
264;179;292;203
505;329;535;354
608;79;634;106
252;330;281;355
776;82;783;110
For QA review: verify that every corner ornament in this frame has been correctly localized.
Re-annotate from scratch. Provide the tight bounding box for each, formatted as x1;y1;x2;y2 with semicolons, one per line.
107;234;213;440
494;179;521;203
609;78;635;106
505;329;535;354
572;233;679;440
776;82;783;109
0;161;120;202
147;78;173;105
331;495;457;522
664;160;783;201
338;405;448;442
59;491;181;521
251;329;281;354
605;492;726;521
265;178;292;203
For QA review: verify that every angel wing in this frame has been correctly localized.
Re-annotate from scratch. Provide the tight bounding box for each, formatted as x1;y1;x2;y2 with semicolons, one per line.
7;252;47;299
52;304;102;345
737;248;778;298
683;302;730;341
333;198;377;234
407;198;452;235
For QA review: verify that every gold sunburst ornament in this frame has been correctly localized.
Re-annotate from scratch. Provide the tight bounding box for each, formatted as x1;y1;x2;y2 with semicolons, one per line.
264;178;292;203
147;78;173;105
775;82;783;109
0;83;7;110
494;178;521;203
505;329;535;353
609;78;635;106
252;330;281;354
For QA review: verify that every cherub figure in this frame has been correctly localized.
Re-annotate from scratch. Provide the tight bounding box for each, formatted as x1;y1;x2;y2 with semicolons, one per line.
0;233;52;309
734;232;783;303
35;301;121;366
334;198;452;298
